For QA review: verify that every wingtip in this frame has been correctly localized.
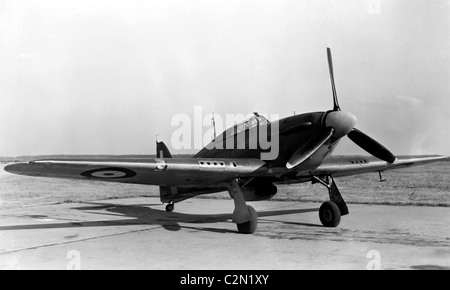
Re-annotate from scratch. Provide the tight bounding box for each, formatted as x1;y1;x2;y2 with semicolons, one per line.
4;163;27;175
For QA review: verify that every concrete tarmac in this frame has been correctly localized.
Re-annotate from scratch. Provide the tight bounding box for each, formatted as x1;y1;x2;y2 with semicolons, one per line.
0;197;449;270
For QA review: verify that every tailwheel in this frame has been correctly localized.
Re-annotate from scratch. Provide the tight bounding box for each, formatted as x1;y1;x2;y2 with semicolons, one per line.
165;201;174;212
236;206;258;234
319;201;341;227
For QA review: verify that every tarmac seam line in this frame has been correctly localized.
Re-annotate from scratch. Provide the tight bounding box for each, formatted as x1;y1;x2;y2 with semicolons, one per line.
0;224;164;255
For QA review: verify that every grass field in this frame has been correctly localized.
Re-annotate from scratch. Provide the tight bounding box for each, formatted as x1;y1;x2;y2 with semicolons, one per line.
0;162;449;209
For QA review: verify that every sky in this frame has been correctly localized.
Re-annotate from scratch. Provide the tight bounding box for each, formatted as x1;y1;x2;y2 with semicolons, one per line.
0;0;449;156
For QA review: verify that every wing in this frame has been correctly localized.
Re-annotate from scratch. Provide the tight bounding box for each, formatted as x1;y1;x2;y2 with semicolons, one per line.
311;155;449;177
4;158;268;187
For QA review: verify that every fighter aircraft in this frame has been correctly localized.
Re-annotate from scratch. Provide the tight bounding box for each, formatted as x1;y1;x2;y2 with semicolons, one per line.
5;48;448;234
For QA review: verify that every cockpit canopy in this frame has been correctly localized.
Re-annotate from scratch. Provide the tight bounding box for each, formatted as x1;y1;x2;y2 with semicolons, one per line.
224;112;270;137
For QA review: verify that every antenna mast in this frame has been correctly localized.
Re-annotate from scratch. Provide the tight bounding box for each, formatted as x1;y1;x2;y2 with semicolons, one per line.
212;113;216;140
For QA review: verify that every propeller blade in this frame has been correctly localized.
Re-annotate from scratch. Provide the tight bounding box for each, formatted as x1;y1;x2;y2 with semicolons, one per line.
327;47;340;111
347;128;396;163
286;128;334;169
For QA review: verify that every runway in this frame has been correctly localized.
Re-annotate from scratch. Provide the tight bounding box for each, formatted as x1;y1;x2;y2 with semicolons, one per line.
0;197;449;270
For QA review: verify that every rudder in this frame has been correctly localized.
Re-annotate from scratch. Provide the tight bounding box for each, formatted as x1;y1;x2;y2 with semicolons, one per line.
156;141;176;203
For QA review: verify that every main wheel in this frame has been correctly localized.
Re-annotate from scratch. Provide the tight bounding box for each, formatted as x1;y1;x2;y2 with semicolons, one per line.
236;205;258;234
319;201;341;227
165;202;174;212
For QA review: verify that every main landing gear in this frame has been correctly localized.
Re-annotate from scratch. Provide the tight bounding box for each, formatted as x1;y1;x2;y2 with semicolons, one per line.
313;175;349;228
165;201;175;212
223;178;258;234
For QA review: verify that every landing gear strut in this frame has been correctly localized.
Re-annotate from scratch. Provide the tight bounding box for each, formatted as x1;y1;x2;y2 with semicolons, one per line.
313;175;348;227
223;178;258;234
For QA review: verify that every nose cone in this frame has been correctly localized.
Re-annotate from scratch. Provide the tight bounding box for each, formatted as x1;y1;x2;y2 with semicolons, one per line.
325;111;357;138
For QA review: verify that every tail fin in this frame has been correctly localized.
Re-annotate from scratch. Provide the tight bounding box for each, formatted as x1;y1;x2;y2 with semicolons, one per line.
156;141;176;202
155;141;216;203
156;141;172;158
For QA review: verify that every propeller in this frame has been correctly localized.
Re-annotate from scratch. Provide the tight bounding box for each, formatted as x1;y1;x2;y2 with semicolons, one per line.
347;128;396;163
286;128;334;169
285;47;396;169
327;47;340;111
327;47;396;163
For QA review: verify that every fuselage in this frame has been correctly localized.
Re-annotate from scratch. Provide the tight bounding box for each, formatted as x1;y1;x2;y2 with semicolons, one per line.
194;111;350;172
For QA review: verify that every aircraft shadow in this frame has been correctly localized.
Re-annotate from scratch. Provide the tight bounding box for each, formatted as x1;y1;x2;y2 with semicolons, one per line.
0;202;321;234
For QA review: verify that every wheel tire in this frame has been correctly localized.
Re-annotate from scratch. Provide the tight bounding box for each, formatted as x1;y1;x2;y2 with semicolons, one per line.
165;203;174;212
237;206;258;234
319;201;341;227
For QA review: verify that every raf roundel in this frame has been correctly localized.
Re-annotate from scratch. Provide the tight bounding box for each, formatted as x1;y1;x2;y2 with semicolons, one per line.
80;167;137;179
91;171;126;178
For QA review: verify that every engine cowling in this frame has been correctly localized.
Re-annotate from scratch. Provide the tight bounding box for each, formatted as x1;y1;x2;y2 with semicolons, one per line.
242;182;277;201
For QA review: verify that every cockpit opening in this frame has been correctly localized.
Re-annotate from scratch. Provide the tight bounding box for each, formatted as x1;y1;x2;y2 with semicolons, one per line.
229;112;270;136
